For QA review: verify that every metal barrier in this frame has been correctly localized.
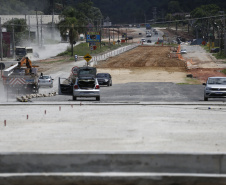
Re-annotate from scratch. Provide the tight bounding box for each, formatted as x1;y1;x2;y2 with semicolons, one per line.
91;44;139;66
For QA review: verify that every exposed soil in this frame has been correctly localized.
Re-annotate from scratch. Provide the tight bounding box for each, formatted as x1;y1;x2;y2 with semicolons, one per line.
95;45;190;84
37;43;226;85
96;46;186;68
188;68;226;83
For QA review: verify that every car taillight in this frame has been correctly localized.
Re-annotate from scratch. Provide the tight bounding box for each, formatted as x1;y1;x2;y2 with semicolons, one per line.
95;85;100;89
74;85;79;89
49;80;51;82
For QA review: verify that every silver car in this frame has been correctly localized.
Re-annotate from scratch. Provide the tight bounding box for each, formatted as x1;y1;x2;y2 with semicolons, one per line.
38;75;54;88
203;77;226;101
73;67;100;101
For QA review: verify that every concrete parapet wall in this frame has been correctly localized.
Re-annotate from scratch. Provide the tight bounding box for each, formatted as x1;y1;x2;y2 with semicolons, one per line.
0;152;226;174
1;172;226;185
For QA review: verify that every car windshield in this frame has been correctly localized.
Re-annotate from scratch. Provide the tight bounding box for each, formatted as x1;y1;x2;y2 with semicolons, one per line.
40;76;50;79
207;78;226;84
97;74;108;78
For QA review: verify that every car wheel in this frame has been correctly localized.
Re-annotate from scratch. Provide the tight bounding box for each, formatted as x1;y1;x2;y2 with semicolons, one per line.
110;81;112;86
204;97;208;101
73;96;77;101
96;96;100;101
107;81;110;86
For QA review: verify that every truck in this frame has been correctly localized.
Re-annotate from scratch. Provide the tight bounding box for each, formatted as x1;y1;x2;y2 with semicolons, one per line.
15;46;34;61
2;57;39;94
58;66;100;101
146;24;151;30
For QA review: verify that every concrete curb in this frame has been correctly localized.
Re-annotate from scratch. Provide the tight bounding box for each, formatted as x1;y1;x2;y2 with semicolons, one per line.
1;153;226;185
1;172;226;185
0;102;226;106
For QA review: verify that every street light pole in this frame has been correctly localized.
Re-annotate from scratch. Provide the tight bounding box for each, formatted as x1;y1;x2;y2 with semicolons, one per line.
0;17;3;61
224;15;226;55
36;8;39;47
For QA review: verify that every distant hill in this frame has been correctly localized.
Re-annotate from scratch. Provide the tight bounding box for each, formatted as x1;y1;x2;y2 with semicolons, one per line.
1;0;225;24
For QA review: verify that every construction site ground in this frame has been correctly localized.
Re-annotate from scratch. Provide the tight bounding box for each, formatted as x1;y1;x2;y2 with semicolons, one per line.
95;45;226;84
36;42;226;85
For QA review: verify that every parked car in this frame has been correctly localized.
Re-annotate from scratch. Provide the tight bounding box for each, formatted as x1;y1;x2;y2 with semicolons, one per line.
203;77;226;101
154;31;158;35
127;36;133;40
38;75;54;88
141;38;146;42
147;40;152;43
210;48;220;53
73;67;100;101
97;73;112;86
180;49;187;54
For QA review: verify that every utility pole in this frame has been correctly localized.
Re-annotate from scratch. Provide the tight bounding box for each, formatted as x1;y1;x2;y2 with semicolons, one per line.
28;15;31;46
0;17;3;61
41;15;43;48
118;27;119;45
12;18;15;59
36;8;39;47
113;27;114;42
224;14;226;55
51;2;55;40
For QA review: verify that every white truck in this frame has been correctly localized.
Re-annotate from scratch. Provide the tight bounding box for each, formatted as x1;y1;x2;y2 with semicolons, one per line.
2;57;39;94
15;46;34;61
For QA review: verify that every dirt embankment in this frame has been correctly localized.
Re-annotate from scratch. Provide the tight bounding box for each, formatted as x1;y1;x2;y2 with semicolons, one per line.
96;46;186;69
95;46;189;84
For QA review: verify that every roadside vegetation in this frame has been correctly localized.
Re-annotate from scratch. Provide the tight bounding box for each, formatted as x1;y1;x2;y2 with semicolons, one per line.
58;42;129;57
221;69;226;75
202;45;226;60
177;77;201;85
213;53;226;60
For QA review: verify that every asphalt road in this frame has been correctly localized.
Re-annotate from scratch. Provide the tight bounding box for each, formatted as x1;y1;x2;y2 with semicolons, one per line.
20;82;226;103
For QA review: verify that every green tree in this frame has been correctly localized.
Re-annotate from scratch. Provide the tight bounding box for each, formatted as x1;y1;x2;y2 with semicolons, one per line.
58;7;78;56
168;1;181;13
3;18;28;45
191;4;220;18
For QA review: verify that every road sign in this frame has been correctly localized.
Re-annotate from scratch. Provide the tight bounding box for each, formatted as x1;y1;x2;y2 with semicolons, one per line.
86;32;101;42
71;66;79;75
83;53;92;63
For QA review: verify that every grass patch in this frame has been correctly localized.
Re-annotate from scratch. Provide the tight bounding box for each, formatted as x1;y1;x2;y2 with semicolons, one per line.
221;69;226;75
177;77;201;85
213;52;226;60
57;42;130;57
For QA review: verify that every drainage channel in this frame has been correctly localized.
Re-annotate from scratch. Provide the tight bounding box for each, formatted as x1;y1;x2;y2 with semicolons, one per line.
0;152;226;185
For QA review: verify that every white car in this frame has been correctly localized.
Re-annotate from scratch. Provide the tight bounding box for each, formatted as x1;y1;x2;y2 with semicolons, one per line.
38;75;54;88
180;49;187;54
203;77;226;101
146;33;152;37
141;38;146;42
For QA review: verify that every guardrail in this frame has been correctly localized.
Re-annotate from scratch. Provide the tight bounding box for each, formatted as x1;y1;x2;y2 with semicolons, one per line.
90;44;139;66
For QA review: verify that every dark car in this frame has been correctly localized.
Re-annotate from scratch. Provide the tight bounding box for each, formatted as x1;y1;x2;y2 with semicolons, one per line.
210;48;220;53
147;40;152;43
97;73;112;86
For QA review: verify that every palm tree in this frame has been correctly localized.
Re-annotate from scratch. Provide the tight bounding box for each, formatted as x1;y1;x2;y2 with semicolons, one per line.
58;7;78;56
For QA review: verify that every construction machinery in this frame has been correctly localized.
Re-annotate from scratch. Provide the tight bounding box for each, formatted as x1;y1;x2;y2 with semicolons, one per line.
2;57;39;94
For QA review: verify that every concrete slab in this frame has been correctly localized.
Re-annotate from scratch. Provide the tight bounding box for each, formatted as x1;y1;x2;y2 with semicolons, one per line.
0;104;226;153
